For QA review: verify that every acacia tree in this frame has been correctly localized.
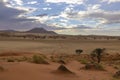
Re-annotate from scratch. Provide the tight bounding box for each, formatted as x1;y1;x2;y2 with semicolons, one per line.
91;48;105;63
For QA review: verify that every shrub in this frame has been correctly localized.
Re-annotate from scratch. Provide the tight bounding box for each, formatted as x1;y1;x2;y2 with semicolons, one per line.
79;59;88;64
32;55;49;64
85;63;105;71
90;48;105;63
75;49;83;55
15;56;29;62
7;58;15;62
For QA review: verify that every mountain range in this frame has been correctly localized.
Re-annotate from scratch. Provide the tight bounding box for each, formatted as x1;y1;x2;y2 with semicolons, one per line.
0;28;57;34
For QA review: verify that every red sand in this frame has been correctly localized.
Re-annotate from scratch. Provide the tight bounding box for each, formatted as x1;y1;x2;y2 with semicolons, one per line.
0;61;117;80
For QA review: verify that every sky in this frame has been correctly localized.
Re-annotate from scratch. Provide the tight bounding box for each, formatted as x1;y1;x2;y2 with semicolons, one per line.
0;0;120;36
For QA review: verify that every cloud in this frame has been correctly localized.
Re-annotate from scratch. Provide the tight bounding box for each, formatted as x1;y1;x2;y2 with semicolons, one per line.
36;14;48;17
42;7;52;10
11;0;23;5
27;1;38;5
61;6;120;27
87;4;101;11
101;0;120;3
88;11;120;25
55;27;120;36
60;19;68;23
0;0;53;30
46;0;84;4
73;25;93;29
0;1;27;21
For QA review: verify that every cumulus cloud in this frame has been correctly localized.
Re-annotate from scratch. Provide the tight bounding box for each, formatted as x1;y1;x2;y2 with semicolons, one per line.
0;0;120;35
87;4;101;11
42;7;52;10
10;0;23;5
27;1;38;5
61;6;120;27
55;27;120;36
46;0;84;4
0;0;51;30
88;11;120;25
60;19;68;23
101;0;120;3
0;1;29;21
36;14;48;17
73;25;93;29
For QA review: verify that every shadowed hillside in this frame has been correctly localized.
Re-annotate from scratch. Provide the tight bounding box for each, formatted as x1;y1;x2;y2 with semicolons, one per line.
26;28;57;34
0;28;57;35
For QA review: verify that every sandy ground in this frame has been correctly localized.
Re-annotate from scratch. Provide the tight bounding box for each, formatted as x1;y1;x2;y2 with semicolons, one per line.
0;39;120;80
0;39;120;54
0;61;117;80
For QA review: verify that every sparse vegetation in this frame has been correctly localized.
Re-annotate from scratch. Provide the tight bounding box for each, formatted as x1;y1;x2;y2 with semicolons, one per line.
7;58;15;62
20;56;28;61
85;63;105;71
78;59;89;64
32;55;49;64
4;56;29;62
75;49;83;55
15;56;29;62
90;48;105;63
0;34;120;80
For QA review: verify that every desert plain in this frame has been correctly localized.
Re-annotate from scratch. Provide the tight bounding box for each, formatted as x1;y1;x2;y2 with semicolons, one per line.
0;34;120;80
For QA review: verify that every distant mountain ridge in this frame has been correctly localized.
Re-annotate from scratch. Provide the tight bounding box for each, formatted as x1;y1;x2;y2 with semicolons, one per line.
0;28;57;34
26;28;57;34
0;30;17;32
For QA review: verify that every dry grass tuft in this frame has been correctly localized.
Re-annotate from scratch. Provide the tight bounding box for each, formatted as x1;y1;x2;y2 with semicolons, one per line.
7;58;15;62
32;55;49;64
83;63;105;71
78;59;89;64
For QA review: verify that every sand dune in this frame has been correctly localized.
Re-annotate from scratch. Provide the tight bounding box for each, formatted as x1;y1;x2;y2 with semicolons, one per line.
0;59;118;80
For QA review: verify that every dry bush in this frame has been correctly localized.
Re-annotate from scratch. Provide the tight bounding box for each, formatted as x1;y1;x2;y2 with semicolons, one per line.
90;48;105;63
7;57;15;62
78;59;89;64
75;49;83;55
84;63;105;71
14;56;30;62
32;55;49;64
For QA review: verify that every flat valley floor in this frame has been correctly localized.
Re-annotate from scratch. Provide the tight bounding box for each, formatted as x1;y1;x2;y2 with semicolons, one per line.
0;39;120;80
0;39;120;54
